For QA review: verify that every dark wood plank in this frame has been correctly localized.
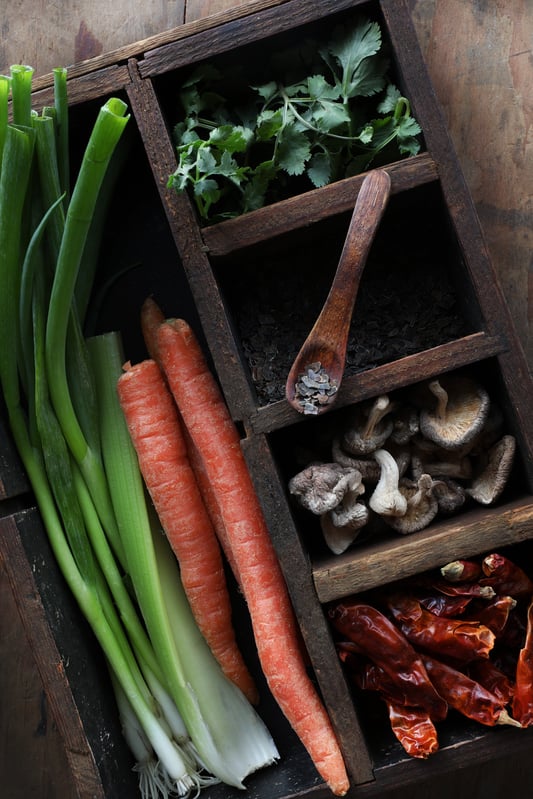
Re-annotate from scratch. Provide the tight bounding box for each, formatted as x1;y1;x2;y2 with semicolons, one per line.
125;59;259;422
381;0;509;335
313;497;533;602
30;65;131;110
241;432;375;786
0;514;105;798
410;0;533;366
0;551;76;799
138;0;367;78
1;509;140;798
247;332;508;434
202;154;438;257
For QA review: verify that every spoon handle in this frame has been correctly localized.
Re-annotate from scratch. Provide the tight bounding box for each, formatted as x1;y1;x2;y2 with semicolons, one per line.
312;169;391;355
285;169;391;414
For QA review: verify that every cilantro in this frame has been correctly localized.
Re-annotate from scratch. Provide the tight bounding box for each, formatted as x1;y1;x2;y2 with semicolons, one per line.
167;17;423;221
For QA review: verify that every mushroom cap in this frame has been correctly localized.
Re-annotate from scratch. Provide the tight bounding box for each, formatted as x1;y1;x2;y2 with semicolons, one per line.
288;462;363;515
342;395;394;455
466;435;516;505
432;477;466;514
411;439;473;481
419;375;490;451
470;402;504;454
320;501;369;554
390;405;420;446
386;474;439;534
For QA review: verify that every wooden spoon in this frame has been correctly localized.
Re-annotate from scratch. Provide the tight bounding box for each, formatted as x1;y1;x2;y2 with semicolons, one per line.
285;169;391;415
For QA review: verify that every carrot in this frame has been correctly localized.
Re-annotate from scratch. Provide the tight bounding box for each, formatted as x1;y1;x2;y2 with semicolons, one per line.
140;295;164;362
117;356;258;704
140;296;242;584
156;317;350;797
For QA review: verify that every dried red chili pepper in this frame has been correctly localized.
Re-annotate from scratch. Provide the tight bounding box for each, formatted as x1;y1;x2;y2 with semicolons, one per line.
512;596;533;726
385;701;439;759
421;654;520;728
430;578;495;600
330;602;447;721
466;594;516;637
409;573;495;600
339;648;427;709
480;553;533;599
467;659;515;705
418;592;472;618
440;559;483;583
338;647;441;758
385;594;495;662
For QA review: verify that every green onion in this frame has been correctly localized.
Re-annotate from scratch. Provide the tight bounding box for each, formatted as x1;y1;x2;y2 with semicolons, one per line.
10;64;34;127
0;65;279;798
53;67;70;207
44;96;130;563
0;74;10;163
0;123;34;412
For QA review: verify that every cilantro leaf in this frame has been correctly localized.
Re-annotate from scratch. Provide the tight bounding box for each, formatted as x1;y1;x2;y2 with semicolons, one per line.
208;124;253;153
321;19;384;98
277;126;311;175
256;109;284;141
311;99;351;133
307;151;333;187
377;83;402;115
242;160;277;212
253;81;278;103
307;74;340;101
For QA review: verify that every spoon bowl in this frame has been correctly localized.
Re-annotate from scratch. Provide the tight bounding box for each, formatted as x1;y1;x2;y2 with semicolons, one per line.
285;169;392;415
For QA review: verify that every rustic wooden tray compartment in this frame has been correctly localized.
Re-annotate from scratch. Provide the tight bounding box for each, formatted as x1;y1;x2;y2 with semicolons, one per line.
4;0;533;797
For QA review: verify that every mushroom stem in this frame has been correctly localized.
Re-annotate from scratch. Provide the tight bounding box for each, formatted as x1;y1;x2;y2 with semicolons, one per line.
429;380;449;422
369;449;408;518
409;474;434;508
363;395;391;440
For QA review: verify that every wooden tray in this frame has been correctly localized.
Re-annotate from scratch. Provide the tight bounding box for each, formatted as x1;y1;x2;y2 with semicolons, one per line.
3;0;533;796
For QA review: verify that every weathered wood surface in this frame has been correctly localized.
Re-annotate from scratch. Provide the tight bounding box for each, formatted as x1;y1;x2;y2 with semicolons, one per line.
1;1;532;797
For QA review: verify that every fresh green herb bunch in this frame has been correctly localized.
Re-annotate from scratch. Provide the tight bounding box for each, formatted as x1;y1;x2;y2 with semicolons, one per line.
168;18;422;222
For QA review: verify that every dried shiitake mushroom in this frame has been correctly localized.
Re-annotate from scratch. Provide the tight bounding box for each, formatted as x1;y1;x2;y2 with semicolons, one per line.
386;474;439;534
288;462;363;515
287;373;516;553
419;376;490;451
320;497;369;554
342;395;395;455
466;435;516;505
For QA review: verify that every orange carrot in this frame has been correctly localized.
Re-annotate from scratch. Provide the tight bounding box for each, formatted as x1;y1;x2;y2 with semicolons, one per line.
156;318;350;797
117;357;258;704
140;296;241;584
140;295;165;362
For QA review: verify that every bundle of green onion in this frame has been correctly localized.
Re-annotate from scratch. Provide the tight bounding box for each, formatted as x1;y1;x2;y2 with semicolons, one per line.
0;65;278;798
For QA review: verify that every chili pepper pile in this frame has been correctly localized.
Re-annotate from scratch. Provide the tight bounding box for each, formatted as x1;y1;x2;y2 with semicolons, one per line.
329;552;533;758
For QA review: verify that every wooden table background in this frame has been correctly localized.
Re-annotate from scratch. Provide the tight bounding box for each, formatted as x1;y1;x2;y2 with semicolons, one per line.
1;1;532;797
